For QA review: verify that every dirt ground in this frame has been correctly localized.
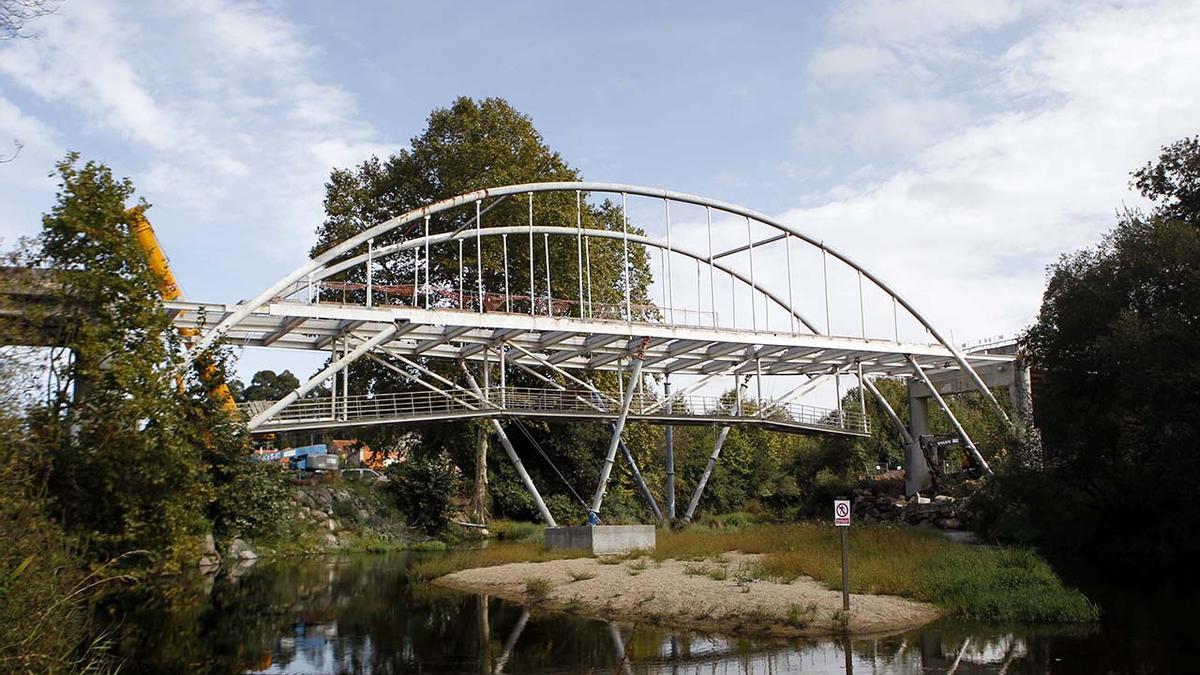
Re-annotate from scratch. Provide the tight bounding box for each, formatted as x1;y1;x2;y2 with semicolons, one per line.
435;552;941;638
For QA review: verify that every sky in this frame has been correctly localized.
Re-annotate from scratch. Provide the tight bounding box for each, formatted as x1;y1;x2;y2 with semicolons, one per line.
2;0;1198;384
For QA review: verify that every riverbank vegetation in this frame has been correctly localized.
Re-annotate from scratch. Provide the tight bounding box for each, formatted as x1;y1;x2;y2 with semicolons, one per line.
0;87;1190;668
971;136;1200;570
417;523;1096;623
656;524;1097;622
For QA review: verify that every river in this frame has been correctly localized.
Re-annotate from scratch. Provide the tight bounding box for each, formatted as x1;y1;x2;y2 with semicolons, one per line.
100;551;1196;674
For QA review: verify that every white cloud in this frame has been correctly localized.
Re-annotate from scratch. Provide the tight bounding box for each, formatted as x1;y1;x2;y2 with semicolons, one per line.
830;0;1029;42
807;43;899;81
0;0;400;284
0;96;60;187
787;0;1200;343
0;0;401;380
796;97;972;157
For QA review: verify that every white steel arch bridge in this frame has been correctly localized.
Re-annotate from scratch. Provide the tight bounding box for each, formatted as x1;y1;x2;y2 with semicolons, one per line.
174;182;1019;526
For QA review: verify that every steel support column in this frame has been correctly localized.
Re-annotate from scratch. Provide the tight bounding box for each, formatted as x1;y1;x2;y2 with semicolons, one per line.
249;321;403;430
664;376;675;521
863;376;913;448
682;426;731;523
462;367;557;527
612;423;663;525
590;341;646;515
907;356;993;476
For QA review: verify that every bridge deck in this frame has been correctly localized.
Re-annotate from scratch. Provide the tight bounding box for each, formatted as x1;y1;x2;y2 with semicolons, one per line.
169;298;1014;378
241;386;870;436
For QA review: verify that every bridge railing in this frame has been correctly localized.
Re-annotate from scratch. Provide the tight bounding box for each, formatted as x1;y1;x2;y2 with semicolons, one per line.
240;385;868;434
277;280;719;328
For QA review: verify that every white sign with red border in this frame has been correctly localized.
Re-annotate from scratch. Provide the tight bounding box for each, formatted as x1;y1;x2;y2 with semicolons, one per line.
834;500;851;527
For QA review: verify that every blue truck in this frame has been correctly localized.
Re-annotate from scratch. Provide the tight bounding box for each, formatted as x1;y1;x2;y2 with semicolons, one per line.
253;443;339;473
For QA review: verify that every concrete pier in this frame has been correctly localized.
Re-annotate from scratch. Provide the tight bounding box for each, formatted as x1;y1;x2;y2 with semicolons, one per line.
544;525;655;555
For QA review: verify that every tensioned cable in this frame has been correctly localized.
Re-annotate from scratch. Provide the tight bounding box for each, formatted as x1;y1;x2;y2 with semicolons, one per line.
507;416;591;512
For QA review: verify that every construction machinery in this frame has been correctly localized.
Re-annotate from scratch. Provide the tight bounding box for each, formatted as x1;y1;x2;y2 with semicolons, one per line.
128;206;238;414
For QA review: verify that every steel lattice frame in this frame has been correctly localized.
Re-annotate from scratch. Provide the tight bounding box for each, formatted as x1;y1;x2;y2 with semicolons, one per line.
174;182;1015;523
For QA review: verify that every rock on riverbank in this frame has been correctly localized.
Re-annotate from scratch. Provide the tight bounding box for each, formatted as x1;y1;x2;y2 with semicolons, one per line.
436;553;941;638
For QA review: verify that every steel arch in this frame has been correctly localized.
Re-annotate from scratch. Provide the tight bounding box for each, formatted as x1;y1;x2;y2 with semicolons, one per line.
184;180;1010;427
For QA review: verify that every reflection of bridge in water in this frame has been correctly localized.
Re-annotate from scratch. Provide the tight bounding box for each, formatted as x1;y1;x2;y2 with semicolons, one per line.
177;182;1026;524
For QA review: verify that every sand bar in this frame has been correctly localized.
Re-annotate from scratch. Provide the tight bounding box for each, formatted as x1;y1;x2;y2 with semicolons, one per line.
436;553;941;637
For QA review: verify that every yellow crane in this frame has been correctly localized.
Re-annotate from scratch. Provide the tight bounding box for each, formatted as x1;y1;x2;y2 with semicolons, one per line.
128;206;238;414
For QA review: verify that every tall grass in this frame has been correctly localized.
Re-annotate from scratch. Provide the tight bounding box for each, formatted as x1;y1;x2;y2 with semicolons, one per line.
414;522;1097;623
407;541;587;581
655;524;1098;623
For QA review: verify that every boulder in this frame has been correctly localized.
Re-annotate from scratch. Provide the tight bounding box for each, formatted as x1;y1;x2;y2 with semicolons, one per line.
324;533;339;547
227;538;258;561
310;509;329;523
198;533;221;570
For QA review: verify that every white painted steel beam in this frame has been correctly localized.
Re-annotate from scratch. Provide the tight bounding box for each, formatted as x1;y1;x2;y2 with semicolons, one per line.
247;321;404;430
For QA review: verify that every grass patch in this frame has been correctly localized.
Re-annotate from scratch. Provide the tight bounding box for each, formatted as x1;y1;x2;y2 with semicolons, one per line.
785;602;818;628
655;523;1098;623
408;540;448;552
625;558;649;575
831;609;850;634
524;577;552;603
490;519;543;542
567;569;596;582
406;541;588;581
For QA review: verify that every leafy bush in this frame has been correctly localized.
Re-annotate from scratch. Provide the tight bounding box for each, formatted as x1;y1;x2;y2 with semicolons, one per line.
211;460;292;539
332;498;362;526
657;523;1098;623
386;457;461;534
524;577;553;603
491;519;541;541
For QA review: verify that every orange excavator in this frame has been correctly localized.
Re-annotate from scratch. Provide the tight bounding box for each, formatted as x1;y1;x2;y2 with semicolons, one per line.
127;206;239;415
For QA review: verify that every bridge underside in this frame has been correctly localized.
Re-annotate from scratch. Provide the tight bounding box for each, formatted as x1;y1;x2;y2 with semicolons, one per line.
170;298;1011;440
238;388;870;436
167;180;1022;524
169;299;1009;379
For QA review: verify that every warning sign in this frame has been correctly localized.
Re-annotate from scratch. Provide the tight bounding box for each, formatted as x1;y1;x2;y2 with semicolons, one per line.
834;499;851;527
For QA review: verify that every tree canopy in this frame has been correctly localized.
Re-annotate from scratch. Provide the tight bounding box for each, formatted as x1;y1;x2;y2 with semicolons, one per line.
996;135;1200;566
312;97;658;523
239;369;301;402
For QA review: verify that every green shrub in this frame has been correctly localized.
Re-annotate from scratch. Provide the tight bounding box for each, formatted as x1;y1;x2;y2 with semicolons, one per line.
491;519;541;541
386;457;461;535
523;577;553;603
409;540;448;552
331;498;361;526
211;460;292;539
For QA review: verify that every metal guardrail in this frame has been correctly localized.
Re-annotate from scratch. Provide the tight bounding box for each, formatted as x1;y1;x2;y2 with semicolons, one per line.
278;281;719;328
240;386;869;434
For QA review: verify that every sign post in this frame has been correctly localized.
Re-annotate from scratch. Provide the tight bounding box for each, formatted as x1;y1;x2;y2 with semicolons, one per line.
834;498;851;611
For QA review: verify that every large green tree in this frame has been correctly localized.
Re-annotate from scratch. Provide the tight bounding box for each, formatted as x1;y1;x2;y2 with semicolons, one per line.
999;136;1200;566
239;369;301;402
314;98;654;525
34;155;210;569
30;155;287;568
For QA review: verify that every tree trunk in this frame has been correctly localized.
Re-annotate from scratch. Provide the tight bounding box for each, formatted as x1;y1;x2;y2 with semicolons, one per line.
470;422;489;523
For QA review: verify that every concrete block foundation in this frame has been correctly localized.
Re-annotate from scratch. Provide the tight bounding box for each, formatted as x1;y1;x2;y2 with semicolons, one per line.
544;525;656;556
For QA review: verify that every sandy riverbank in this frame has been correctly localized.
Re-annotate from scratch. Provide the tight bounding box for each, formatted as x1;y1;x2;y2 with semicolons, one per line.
436;552;941;638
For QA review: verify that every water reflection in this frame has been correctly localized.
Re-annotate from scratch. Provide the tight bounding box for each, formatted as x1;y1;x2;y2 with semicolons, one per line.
100;553;1182;674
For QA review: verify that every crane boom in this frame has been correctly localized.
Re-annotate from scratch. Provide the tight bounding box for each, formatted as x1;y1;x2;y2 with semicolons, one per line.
128;206;238;414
